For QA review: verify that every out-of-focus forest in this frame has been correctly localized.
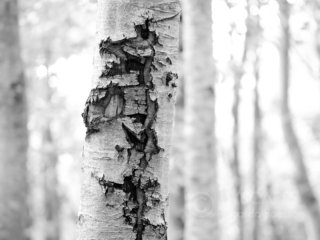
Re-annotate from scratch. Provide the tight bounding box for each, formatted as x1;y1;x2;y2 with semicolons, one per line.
18;1;96;239
2;0;320;239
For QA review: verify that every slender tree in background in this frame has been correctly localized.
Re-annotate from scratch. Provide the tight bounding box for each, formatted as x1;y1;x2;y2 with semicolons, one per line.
266;183;282;240
0;0;29;239
279;0;320;239
251;5;262;240
42;50;60;240
227;2;251;238
313;0;320;74
183;0;219;239
230;24;246;240
252;47;262;240
230;51;244;240
76;0;180;239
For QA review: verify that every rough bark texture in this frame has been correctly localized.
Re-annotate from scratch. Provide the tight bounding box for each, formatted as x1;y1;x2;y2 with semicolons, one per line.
0;0;29;239
183;0;219;240
76;1;180;239
279;1;320;239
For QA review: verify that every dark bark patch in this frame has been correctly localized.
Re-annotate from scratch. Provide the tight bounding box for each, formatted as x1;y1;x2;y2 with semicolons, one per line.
165;72;178;86
77;214;85;226
128;114;147;125
122;123;147;152
82;86;125;133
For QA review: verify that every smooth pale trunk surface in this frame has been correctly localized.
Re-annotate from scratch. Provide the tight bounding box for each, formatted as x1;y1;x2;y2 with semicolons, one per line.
183;0;219;240
0;0;29;239
76;0;180;239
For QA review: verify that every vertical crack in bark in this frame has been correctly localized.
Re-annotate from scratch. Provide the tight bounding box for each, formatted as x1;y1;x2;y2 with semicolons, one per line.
86;18;166;240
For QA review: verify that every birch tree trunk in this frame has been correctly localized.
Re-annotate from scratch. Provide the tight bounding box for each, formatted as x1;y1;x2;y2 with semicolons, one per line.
183;0;219;239
279;1;320;239
76;1;181;239
0;0;29;239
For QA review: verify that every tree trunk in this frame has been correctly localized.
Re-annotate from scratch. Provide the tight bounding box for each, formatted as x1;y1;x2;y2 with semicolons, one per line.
43;54;60;240
183;0;219;239
76;1;181;239
43;124;60;240
231;65;244;240
313;0;320;75
229;3;251;237
252;48;261;240
279;1;320;239
231;61;245;240
266;184;282;240
0;0;29;239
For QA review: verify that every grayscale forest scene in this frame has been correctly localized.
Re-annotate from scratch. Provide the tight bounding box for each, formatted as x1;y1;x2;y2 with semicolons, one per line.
1;0;320;240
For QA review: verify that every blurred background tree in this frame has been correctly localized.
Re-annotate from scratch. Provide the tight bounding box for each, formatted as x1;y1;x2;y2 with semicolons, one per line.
0;1;29;239
183;0;219;239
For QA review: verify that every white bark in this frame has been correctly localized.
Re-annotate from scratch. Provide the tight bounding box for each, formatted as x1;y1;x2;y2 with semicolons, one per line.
76;1;180;239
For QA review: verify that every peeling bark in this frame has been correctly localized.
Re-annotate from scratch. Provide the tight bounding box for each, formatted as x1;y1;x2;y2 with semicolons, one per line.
76;1;180;239
0;0;29;239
